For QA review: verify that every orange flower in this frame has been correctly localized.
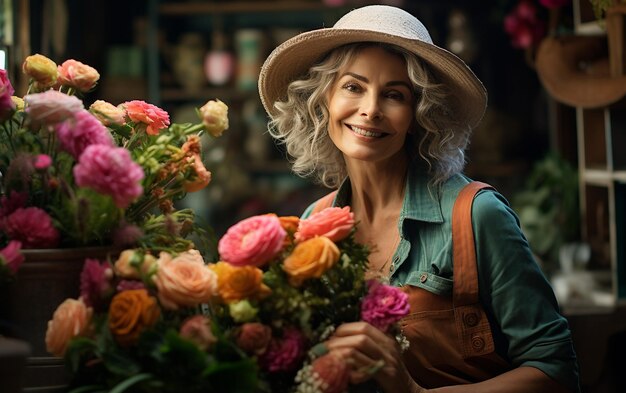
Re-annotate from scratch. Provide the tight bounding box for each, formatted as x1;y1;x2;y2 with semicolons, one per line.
211;261;271;304
283;236;340;286
45;298;92;357
108;289;160;346
183;154;211;193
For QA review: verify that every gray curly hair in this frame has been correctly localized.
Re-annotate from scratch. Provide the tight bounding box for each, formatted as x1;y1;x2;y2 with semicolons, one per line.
268;42;473;189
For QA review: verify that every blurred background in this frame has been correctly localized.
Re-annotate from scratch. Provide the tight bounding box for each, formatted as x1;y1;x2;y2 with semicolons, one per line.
0;0;625;392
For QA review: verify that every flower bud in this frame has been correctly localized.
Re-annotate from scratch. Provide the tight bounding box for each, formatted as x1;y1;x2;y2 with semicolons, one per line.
199;99;229;137
22;54;58;88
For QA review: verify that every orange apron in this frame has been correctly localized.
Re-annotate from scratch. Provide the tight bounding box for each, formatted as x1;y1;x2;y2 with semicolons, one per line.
400;182;512;388
311;182;512;388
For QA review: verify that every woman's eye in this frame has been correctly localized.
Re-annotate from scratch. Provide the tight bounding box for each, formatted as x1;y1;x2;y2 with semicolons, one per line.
385;91;405;100
342;82;361;93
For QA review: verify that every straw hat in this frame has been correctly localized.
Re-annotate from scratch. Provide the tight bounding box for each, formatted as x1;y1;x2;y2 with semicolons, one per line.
258;5;487;128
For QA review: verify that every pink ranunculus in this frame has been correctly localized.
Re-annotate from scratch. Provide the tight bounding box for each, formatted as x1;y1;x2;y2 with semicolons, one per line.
236;322;272;356
311;353;351;393
45;298;93;357
121;100;170;135
0;69;16;121
80;258;113;309
24;90;84;125
57;59;100;92
56;110;114;159
179;315;216;351
4;207;60;248
73;144;144;208
360;280;410;333
295;206;355;243
218;214;286;267
259;327;307;372
33;154;52;170
153;250;218;310
0;240;25;274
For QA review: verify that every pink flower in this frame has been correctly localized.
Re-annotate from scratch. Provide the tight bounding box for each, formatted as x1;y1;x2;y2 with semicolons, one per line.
80;258;113;309
116;280;146;292
4;207;60;248
73;144;144;208
153;250;218;310
236;322;272;355
503;0;546;49
33;154;52;170
24;90;84;125
57;59;100;92
311;353;350;393
45;298;92;357
0;69;16;121
539;0;569;9
56;110;114;159
218;214;286;267
259;328;307;372
179;315;216;351
360;280;410;332
295;206;355;243
0;240;25;274
121;100;170;135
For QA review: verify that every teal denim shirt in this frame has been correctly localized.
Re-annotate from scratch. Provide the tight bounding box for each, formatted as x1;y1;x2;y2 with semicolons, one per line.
302;167;581;392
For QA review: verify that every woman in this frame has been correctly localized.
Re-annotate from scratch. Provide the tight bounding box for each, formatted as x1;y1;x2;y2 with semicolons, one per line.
258;5;580;393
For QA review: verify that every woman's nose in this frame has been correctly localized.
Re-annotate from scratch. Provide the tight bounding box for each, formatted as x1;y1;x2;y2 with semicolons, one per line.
360;94;383;120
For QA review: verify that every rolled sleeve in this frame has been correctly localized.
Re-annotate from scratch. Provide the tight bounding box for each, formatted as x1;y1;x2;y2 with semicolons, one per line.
472;191;581;392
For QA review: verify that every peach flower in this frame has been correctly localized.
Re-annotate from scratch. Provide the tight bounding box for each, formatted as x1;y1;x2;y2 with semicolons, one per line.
179;315;216;351
183;154;211;192
153;250;217;310
218;214;286;267
108;289;160;346
311;353;350;393
22;54;58;88
199;99;229;137
121;100;170;135
211;261;271;304
45;298;92;357
114;249;157;279
57;59;100;92
295;206;355;243
283;236;340;286
89;100;126;126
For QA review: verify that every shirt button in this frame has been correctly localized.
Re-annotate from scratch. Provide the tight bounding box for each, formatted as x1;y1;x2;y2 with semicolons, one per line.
419;273;428;283
464;312;479;327
471;336;485;352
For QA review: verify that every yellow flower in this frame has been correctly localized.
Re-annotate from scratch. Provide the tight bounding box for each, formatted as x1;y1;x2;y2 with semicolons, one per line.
283;236;340;286
199;99;229;137
22;54;58;88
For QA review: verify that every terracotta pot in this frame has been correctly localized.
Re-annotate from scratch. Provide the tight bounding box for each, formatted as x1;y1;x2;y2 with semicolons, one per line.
0;247;120;392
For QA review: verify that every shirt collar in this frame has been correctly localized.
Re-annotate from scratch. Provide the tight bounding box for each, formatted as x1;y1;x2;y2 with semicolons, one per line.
333;164;444;223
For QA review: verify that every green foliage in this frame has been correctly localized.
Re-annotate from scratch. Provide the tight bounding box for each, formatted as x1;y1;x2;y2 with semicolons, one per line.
589;0;626;20
513;153;580;270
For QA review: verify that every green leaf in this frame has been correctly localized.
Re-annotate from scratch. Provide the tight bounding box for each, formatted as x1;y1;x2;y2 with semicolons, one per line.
109;373;154;393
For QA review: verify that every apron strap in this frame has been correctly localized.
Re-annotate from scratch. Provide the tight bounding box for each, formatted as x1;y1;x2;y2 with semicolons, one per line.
451;181;497;359
311;190;338;215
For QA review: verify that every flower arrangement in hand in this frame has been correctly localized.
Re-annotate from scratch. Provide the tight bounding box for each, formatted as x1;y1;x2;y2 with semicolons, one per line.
211;206;410;393
0;53;229;258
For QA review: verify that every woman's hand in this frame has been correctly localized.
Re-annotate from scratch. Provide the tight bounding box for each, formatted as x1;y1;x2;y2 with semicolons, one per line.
325;321;424;393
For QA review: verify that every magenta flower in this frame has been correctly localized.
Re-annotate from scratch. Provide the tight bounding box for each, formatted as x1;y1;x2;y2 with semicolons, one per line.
74;144;144;208
116;280;146;292
33;154;52;170
259;328;307;372
360;280;410;332
4;207;60;248
56;109;114;159
539;0;569;9
503;0;546;49
0;240;25;274
24;90;84;125
0;69;16;121
218;214;286;267
80;258;112;309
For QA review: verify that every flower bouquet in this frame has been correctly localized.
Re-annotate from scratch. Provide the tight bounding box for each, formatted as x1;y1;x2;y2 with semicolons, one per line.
211;206;410;392
47;206;409;393
0;53;229;258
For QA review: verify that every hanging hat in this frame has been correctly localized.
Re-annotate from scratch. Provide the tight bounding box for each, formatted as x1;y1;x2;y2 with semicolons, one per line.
258;5;487;128
535;35;626;108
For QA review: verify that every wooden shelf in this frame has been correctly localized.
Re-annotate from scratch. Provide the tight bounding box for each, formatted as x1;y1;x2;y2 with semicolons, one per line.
160;87;258;102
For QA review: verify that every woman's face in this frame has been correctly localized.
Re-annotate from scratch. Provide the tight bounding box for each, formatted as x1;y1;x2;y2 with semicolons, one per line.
326;46;415;164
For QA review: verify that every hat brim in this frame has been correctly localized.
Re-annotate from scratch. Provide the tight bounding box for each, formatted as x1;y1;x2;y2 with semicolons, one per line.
259;28;487;128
